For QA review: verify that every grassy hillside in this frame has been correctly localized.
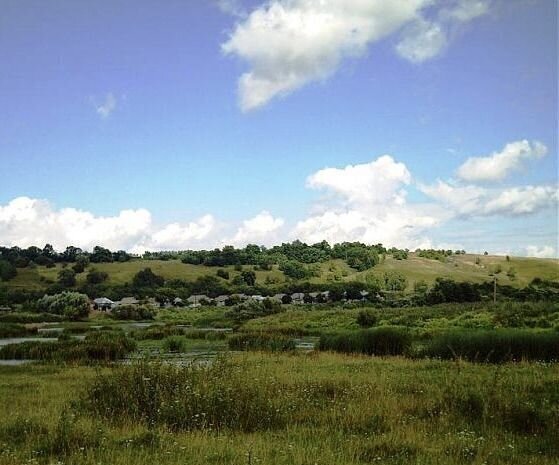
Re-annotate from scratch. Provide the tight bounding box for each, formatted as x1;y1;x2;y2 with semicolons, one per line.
4;253;558;291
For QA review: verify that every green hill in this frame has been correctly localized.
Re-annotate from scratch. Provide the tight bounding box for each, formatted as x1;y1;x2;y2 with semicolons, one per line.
4;253;558;291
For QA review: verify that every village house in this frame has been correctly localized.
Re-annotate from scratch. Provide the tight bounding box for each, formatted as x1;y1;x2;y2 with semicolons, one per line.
115;296;140;307
93;297;114;311
271;293;286;303
186;294;211;307
291;292;305;304
215;295;229;307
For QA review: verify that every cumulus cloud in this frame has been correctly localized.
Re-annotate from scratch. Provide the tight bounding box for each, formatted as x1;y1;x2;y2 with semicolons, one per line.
419;180;558;217
0;197;222;253
456;140;548;182
395;0;491;63
2;141;555;252
395;17;446;63
227;211;285;246
222;0;431;111
483;186;559;216
525;245;557;259
215;0;245;17
293;155;439;248
145;215;218;251
441;0;490;23
222;0;492;110
418;180;486;216
94;93;117;118
306;155;411;207
0;197;151;251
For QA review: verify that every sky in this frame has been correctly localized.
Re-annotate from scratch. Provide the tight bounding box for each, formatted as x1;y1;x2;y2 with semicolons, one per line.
0;0;557;257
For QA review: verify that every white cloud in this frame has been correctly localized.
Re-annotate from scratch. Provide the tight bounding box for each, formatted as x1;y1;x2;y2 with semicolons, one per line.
395;0;491;63
222;0;431;111
418;179;485;216
227;211;285;246
395;17;446;63
525;245;556;259
0;197;221;253
306;155;411;207
419;180;558;217
94;93;117;118
223;0;492;110
215;0;245;17
456;140;548;182
293;155;439;248
483;186;559;216
0;197;151;251
1;140;555;253
441;0;490;23
292;208;438;249
146;215;218;251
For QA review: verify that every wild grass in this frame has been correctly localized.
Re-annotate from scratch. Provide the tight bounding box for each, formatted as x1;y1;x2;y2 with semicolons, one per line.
0;323;37;338
0;331;136;362
242;301;559;334
228;332;295;352
318;327;412;356
419;329;559;362
161;336;188;352
0;353;557;464
0;312;65;324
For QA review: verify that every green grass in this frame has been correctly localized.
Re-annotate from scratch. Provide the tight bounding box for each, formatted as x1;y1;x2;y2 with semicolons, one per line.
242;301;559;335
5;253;558;290
0;353;557;464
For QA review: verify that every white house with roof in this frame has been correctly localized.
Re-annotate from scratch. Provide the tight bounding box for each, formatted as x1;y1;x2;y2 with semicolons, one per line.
93;297;114;311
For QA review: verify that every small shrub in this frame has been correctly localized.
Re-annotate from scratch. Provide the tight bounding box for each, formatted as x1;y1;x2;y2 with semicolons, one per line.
228;332;295;352
162;336;187;352
356;309;378;328
319;327;412;356
419;329;559;363
0;323;36;338
111;305;155;321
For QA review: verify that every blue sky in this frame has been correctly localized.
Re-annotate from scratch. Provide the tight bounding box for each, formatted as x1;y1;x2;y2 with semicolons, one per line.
0;0;557;256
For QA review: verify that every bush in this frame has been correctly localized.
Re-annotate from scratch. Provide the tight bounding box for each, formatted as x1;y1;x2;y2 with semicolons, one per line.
356;310;378;328
0;312;65;324
0;323;37;338
86;270;108;284
319;327;412;356
36;292;90;320
111;305;155;321
132;268;164;288
57;269;76;287
216;269;229;280
0;260;17;281
228;332;295;352
162;336;188;352
419;329;559;363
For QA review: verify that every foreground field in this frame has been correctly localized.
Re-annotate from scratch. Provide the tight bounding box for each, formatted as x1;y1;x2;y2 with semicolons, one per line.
0;353;557;465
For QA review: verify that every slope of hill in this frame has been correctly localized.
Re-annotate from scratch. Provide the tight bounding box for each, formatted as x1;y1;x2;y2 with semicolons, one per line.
4;253;558;291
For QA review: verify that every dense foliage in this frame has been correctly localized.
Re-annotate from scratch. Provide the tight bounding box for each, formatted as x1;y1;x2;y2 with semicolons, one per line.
319;328;412;356
419;329;559;362
36;292;90;320
0;331;136;362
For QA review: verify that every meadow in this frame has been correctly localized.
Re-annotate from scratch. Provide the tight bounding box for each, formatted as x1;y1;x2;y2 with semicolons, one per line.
0;295;558;464
5;253;558;291
0;352;557;465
